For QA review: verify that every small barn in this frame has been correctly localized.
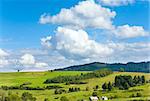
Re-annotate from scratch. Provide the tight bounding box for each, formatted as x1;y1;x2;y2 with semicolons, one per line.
101;96;108;100
89;96;99;101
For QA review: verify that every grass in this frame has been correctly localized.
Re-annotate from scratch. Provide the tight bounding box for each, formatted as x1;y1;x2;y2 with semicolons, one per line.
0;71;150;101
0;71;87;86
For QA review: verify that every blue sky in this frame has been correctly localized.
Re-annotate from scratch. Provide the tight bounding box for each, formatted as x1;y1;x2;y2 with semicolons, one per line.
0;0;149;71
0;0;82;49
0;0;149;49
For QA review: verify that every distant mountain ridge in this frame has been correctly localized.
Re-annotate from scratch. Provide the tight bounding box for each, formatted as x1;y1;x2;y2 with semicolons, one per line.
55;61;150;73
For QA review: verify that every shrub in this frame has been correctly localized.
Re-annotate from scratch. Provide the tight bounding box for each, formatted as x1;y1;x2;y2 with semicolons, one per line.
44;98;49;101
21;92;36;101
60;96;69;101
136;93;142;97
92;92;97;96
68;87;80;92
1;85;44;90
129;94;135;98
54;89;66;94
46;85;62;89
22;82;32;86
7;93;21;101
86;86;90;91
109;95;118;99
102;82;108;90
108;82;113;91
54;97;59;99
95;85;99;90
66;81;87;85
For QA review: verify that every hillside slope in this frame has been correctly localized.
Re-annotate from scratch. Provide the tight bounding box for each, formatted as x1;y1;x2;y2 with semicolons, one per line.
0;71;150;101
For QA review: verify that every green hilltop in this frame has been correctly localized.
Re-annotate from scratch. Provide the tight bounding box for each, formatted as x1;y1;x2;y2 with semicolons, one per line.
55;61;150;73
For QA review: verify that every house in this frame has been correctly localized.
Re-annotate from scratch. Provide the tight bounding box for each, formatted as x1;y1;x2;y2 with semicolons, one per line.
89;96;99;101
101;96;108;100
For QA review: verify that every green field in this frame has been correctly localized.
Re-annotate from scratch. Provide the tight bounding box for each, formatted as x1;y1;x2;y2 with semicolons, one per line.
0;71;150;101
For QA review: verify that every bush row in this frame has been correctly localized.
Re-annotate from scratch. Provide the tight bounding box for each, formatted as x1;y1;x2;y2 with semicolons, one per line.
1;85;62;90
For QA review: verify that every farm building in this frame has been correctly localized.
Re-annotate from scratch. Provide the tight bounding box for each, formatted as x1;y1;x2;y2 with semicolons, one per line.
89;96;99;101
100;96;108;100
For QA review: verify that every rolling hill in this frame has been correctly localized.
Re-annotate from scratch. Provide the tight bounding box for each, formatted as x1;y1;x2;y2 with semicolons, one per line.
0;71;150;101
55;61;150;72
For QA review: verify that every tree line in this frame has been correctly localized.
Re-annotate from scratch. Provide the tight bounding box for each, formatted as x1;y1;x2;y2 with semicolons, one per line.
54;87;81;95
1;85;63;90
44;69;113;84
102;75;146;91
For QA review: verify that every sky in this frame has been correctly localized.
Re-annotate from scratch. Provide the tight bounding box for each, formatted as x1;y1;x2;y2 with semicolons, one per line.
0;0;150;72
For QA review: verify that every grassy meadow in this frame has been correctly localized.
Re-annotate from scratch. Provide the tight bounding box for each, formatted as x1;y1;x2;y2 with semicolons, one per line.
0;71;150;101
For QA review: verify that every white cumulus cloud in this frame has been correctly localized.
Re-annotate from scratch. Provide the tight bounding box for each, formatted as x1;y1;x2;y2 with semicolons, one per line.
19;53;48;68
41;27;113;60
0;49;9;67
98;0;135;6
19;54;35;66
39;0;116;30
0;49;9;57
107;42;150;62
0;59;9;67
35;62;48;68
41;36;52;48
114;25;149;38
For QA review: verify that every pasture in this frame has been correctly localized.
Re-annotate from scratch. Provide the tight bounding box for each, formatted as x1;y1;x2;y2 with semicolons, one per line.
0;71;150;101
